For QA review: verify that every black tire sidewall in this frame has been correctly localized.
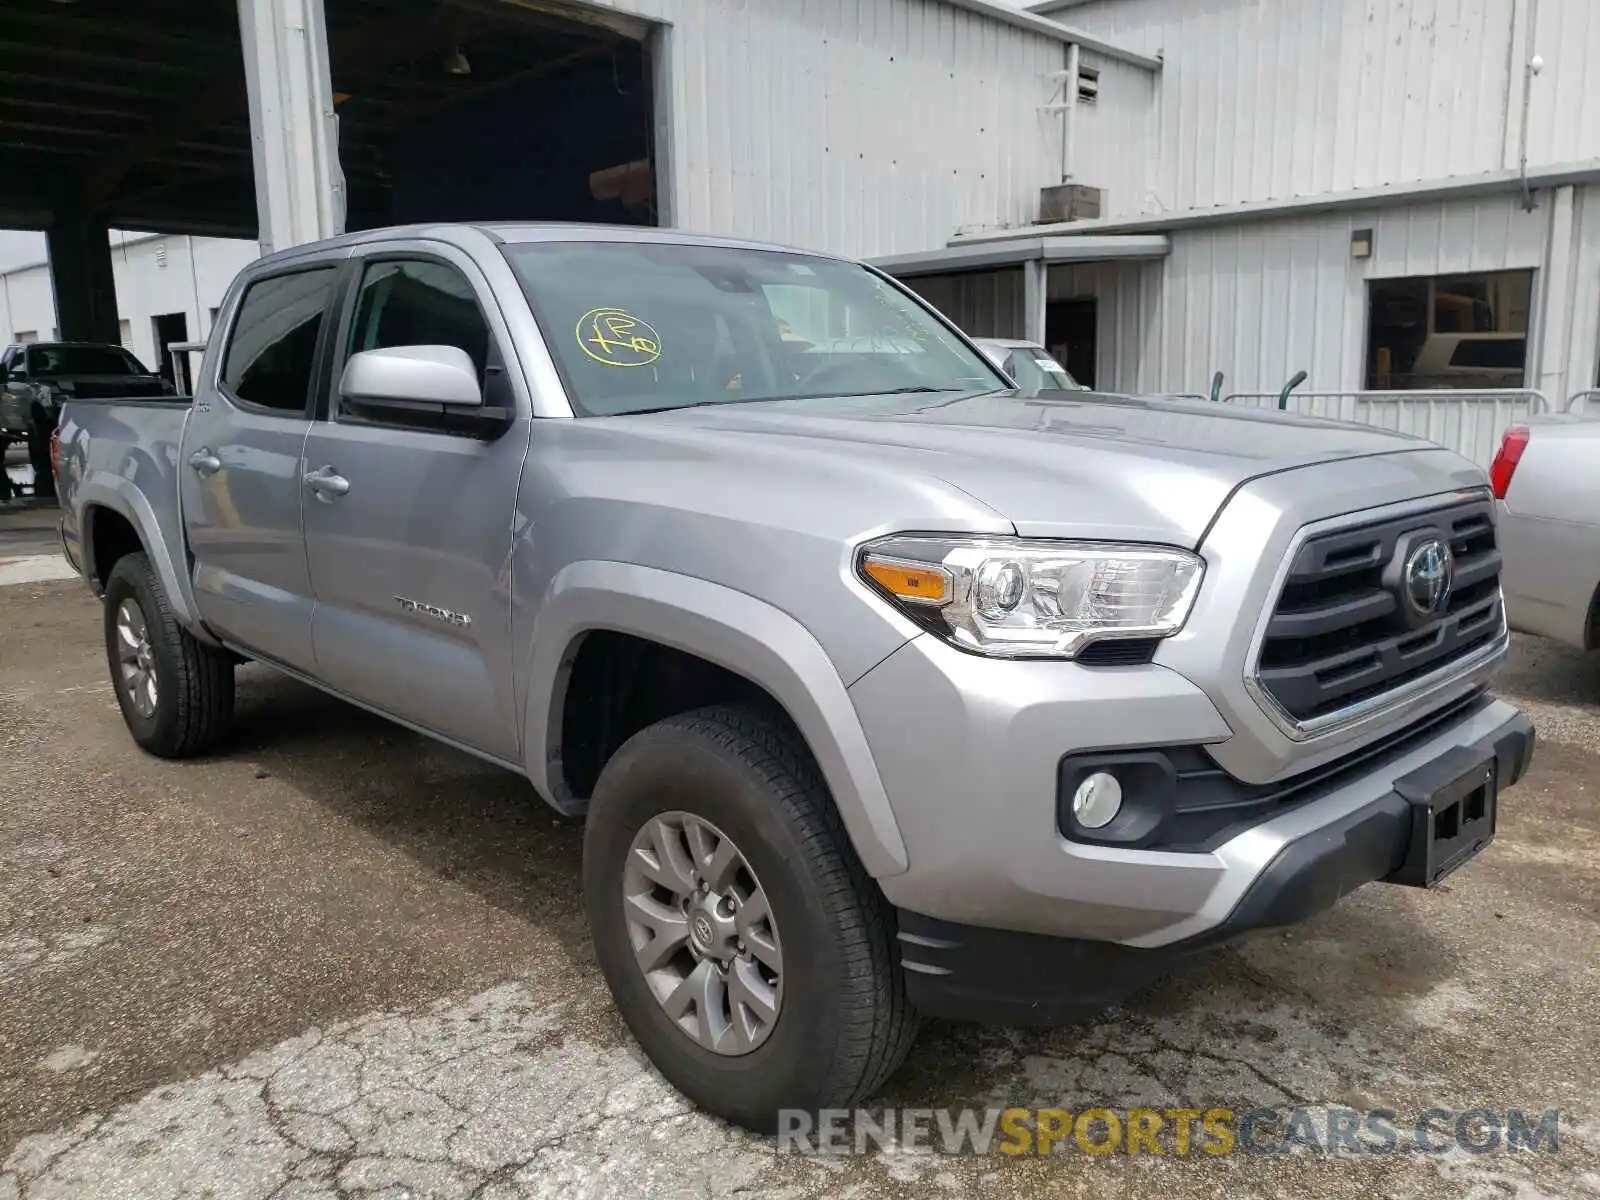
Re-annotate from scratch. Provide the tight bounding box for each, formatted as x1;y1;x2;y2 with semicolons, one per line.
103;556;180;753
583;720;863;1130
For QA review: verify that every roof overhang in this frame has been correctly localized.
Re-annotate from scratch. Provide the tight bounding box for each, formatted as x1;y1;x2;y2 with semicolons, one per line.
948;159;1600;243
872;233;1169;277
944;0;1161;70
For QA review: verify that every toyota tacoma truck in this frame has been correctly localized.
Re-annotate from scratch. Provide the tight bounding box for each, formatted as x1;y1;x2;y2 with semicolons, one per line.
55;224;1533;1132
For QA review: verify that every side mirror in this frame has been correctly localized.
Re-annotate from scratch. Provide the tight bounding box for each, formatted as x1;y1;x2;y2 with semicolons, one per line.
340;344;484;408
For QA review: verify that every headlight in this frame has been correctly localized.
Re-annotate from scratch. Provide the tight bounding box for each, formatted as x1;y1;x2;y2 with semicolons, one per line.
858;535;1203;659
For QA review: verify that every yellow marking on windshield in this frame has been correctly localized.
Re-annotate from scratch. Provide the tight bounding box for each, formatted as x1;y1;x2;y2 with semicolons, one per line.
577;307;662;367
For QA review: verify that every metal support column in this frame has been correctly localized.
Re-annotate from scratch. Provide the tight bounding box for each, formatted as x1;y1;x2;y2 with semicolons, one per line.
1023;256;1048;348
1534;184;1576;401
46;205;120;345
237;0;345;255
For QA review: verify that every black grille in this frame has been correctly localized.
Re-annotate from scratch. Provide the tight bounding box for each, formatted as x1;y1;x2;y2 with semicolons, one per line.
1076;638;1159;666
1255;499;1503;723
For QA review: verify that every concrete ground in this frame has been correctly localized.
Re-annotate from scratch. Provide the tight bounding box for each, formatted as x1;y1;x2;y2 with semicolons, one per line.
1;537;1597;1197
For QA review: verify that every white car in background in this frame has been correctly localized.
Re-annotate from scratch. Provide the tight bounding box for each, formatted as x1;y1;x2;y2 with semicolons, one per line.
971;338;1088;395
1493;418;1600;651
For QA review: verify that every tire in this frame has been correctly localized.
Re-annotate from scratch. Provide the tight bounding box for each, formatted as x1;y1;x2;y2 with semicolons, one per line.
103;551;235;758
583;705;919;1132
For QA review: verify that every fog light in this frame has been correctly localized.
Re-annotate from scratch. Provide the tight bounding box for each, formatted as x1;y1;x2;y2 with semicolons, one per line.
1072;771;1123;829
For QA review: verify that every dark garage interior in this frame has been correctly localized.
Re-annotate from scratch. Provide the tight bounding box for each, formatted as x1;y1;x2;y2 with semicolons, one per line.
0;0;658;241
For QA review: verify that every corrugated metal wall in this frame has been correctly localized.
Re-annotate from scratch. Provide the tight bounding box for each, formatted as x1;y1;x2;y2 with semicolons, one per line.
1055;0;1527;213
904;269;1026;336
1537;184;1600;400
1049;193;1550;395
597;0;1067;257
1523;0;1600;166
1068;50;1155;219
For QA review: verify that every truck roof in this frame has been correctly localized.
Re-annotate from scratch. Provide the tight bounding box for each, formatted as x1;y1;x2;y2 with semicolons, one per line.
251;222;845;274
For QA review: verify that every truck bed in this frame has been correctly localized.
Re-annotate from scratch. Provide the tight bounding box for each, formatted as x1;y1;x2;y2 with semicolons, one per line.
56;396;194;613
59;394;193;407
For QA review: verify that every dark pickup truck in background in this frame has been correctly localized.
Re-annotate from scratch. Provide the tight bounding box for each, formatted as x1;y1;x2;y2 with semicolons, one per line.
1;341;170;499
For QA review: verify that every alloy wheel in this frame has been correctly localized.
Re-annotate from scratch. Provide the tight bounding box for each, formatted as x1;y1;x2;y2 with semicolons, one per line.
621;811;784;1055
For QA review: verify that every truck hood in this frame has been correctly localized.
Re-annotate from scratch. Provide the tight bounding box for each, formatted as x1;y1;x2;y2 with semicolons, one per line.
642;390;1434;546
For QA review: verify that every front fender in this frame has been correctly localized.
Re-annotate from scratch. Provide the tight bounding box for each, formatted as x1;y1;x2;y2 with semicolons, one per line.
77;480;211;641
522;560;910;879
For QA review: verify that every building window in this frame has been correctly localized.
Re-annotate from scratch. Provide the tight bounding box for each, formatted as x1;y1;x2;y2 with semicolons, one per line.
1366;270;1532;389
118;319;133;351
13;330;37;344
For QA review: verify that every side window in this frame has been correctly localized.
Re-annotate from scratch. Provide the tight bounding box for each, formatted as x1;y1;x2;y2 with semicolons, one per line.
346;259;491;382
222;268;339;413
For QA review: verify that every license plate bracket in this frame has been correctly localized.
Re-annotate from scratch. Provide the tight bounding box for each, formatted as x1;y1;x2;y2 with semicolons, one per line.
1388;745;1498;888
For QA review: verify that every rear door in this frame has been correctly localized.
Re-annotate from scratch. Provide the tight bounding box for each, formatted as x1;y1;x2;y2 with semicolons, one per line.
299;243;530;760
180;262;344;669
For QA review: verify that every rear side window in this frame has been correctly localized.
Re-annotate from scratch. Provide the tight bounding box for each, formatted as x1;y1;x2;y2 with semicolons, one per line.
222;268;339;412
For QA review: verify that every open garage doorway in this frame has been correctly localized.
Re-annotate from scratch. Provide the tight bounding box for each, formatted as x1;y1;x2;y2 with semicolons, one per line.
330;3;660;231
0;0;658;246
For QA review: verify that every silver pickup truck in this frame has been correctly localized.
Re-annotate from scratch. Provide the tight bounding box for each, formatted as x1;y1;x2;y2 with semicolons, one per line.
56;223;1534;1132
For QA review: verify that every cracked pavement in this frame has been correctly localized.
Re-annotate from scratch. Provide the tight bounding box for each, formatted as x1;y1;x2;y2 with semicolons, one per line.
3;576;1599;1199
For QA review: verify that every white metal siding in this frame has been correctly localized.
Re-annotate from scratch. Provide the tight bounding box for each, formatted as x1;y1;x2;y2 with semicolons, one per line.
1049;193;1548;395
905;269;1026;336
1537;184;1600;399
1054;0;1525;213
1524;1;1600;172
590;0;1066;256
1068;50;1155;218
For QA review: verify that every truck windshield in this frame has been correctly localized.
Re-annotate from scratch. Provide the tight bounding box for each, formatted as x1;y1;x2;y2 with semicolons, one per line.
29;345;148;377
503;240;1002;416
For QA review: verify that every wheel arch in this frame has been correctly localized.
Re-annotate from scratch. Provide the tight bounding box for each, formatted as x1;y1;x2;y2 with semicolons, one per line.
76;483;210;638
522;561;910;879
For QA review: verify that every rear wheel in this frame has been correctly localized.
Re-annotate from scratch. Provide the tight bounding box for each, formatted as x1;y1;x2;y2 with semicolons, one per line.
103;552;235;758
582;706;918;1132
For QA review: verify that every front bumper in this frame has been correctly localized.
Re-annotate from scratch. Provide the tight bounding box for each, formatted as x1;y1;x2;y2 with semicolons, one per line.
850;629;1531;941
895;706;1532;1023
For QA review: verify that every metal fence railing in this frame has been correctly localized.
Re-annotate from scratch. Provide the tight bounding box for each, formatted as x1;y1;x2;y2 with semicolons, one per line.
1220;388;1553;470
1566;390;1600;416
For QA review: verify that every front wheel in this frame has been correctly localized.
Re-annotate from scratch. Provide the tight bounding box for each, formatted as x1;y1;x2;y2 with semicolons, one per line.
103;552;235;758
582;706;918;1132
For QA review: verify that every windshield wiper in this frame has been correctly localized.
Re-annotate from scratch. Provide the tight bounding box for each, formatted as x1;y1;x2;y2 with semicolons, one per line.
611;385;991;416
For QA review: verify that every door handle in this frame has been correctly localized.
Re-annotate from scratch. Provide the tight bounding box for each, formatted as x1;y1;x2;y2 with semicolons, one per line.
187;448;221;476
303;466;350;498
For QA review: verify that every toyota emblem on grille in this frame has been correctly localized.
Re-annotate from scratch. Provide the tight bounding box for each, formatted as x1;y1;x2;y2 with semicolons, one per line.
1403;537;1454;616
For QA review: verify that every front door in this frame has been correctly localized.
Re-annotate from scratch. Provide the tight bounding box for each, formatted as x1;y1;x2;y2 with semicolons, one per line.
300;250;528;760
180;265;342;670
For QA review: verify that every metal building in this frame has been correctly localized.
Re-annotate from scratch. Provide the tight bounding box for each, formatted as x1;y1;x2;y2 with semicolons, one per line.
885;0;1600;416
0;0;1156;348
